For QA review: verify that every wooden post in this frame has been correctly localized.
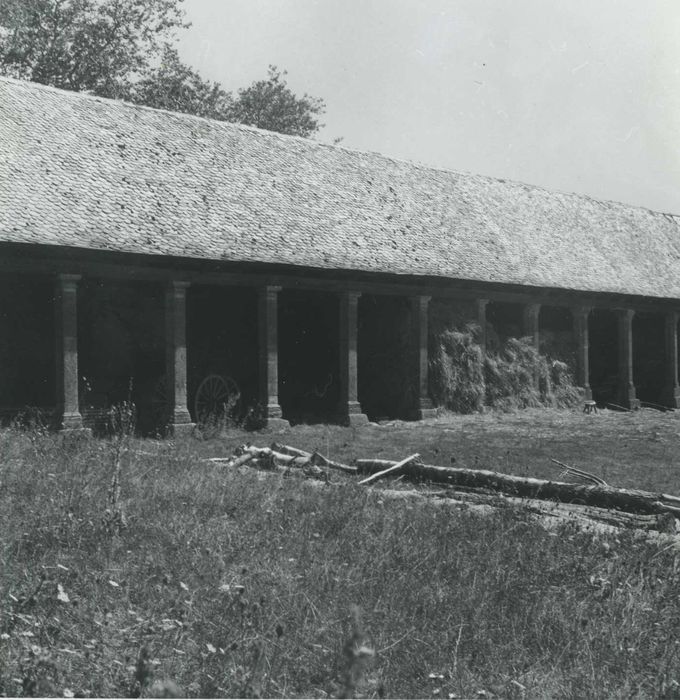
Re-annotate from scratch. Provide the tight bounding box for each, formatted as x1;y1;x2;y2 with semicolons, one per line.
258;285;289;429
410;295;436;420
476;298;489;352
55;274;87;432
617;309;640;410
572;306;592;400
165;281;195;436
665;310;680;408
339;291;368;426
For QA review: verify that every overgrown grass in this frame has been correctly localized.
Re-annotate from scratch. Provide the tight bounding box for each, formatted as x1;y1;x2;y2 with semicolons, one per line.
3;414;680;697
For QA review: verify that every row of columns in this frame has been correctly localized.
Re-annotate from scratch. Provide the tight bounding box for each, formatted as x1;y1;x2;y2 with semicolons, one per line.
53;276;435;433
257;287;435;429
51;274;680;432
477;299;680;410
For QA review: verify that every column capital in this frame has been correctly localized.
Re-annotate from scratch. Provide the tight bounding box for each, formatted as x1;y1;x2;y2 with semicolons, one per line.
476;298;489;309
57;273;81;292
168;280;190;290
572;305;591;319
616;308;635;321
261;284;282;294
341;290;363;303
410;294;432;310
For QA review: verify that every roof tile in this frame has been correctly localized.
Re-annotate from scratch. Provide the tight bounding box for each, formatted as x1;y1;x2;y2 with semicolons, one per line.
1;77;679;298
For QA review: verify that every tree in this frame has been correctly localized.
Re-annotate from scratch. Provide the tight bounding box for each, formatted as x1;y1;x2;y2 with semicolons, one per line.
0;0;326;137
0;0;187;99
226;66;325;138
132;45;233;120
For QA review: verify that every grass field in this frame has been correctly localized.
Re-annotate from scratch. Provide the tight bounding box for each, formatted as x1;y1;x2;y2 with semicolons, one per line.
3;407;680;698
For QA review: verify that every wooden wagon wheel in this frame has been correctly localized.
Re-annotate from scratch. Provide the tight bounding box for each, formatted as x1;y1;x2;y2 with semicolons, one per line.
194;374;241;431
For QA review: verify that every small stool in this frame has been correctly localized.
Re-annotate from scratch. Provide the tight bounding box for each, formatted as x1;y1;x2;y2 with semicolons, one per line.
583;400;597;414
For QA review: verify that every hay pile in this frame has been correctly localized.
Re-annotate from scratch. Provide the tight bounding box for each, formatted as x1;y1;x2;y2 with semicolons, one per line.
431;326;582;413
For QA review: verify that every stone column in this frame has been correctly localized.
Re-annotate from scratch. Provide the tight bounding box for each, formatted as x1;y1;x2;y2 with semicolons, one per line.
572;306;592;400
410;295;437;420
338;291;368;426
523;302;541;388
665;310;680;408
617;308;640;410
258;285;289;429
55;274;86;432
523;302;541;351
476;299;489;352
165;281;195;436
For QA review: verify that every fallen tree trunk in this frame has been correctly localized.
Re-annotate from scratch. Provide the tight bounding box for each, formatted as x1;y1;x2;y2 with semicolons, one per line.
272;443;356;473
309;451;357;474
355;459;680;518
226;446;306;469
271;443;311;459
358;453;421;486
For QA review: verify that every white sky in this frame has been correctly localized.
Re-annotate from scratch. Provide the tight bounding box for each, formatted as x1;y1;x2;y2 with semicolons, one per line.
177;0;680;214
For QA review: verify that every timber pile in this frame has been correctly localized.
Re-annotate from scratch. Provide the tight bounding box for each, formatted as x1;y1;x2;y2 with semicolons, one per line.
204;443;357;481
206;444;680;533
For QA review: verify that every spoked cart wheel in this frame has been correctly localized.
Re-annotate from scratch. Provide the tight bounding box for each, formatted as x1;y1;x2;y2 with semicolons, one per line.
194;374;241;434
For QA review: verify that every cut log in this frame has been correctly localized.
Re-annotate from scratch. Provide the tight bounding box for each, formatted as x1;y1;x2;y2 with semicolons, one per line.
230;451;257;469
358;453;421;486
271;443;312;459
271;444;355;471
228;446;302;468
310;451;357;474
356;458;680;518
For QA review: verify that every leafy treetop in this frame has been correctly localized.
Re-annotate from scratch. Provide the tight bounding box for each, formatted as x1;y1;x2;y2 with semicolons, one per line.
0;0;326;137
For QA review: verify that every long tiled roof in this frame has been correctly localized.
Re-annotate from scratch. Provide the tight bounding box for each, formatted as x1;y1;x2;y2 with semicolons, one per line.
1;76;680;299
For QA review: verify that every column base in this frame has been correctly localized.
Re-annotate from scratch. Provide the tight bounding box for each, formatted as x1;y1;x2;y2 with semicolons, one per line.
411;399;437;421
167;407;195;438
618;384;640;411
58;427;92;439
340;401;369;427
168;422;196;439
413;408;438;421
345;412;369;427
665;387;680;409
262;402;284;418
581;386;593;401
264;417;290;430
58;410;86;431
